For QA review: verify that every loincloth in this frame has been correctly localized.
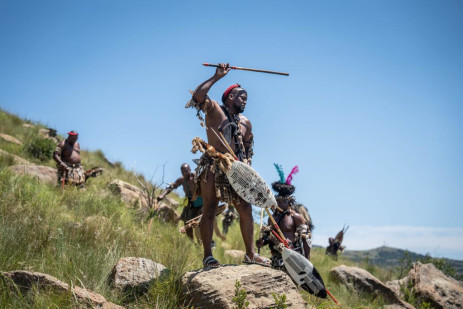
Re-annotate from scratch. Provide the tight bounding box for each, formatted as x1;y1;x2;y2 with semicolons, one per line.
57;163;85;186
180;203;202;223
194;153;241;205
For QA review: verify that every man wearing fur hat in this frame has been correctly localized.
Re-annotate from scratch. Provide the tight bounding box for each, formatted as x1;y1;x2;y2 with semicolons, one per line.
256;165;314;270
53;130;86;186
186;63;268;268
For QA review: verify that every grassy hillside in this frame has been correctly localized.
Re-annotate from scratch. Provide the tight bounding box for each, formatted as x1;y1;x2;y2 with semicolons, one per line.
344;246;463;279
0;107;440;308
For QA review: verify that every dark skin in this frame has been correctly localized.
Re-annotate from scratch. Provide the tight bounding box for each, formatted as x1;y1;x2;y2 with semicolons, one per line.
157;164;226;242
157;164;196;201
192;63;262;266
158;164;198;240
53;134;81;169
257;199;311;260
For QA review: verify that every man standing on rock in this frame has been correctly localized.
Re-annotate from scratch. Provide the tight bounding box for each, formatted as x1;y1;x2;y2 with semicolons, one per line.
157;163;203;242
53;130;86;187
187;63;269;268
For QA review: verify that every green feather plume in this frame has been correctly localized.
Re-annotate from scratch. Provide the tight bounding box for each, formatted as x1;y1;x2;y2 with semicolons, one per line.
273;163;285;183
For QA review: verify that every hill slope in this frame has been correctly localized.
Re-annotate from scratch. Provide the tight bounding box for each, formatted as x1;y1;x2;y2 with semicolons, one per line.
344;246;463;278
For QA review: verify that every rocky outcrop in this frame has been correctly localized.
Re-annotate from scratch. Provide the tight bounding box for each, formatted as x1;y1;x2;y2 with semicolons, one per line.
107;179;148;208
39;128;59;143
387;262;463;309
330;265;414;308
163;196;179;208
225;250;245;259
107;179;180;211
7;164;57;184
0;149;31;165
181;264;307;309
2;270;123;308
0;133;22;145
108;257;168;294
157;202;180;224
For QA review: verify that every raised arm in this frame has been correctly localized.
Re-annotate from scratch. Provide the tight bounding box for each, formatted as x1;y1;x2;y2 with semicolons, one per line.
157;177;183;201
192;63;231;110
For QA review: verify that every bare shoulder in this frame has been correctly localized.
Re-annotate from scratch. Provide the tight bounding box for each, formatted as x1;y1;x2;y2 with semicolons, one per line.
292;212;306;225
75;142;80;149
176;176;184;185
240;115;252;129
206;99;221;114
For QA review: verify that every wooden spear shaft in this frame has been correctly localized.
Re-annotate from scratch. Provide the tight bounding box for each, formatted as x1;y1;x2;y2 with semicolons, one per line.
203;63;289;76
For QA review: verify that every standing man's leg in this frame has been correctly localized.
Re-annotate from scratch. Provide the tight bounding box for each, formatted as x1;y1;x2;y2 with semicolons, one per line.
185;224;194;240
199;170;219;265
234;199;256;258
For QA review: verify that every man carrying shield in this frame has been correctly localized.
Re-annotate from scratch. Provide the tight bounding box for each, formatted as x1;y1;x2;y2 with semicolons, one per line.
187;63;269;268
256;165;314;268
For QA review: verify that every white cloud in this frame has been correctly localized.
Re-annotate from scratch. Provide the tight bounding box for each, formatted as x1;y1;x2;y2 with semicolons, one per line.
312;225;463;260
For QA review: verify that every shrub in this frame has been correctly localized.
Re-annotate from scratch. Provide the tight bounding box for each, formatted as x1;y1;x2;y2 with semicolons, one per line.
23;137;55;161
232;280;249;309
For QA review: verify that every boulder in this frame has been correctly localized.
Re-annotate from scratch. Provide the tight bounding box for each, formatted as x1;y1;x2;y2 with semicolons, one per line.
38;128;59;143
2;270;123;309
157;202;180;224
0;133;22;145
107;179;148;209
22;123;35;128
330;265;414;308
181;264;307;309
164;196;179;208
225;250;245;259
7;164;57;185
388;262;463;309
0;149;31;165
108;257;168;294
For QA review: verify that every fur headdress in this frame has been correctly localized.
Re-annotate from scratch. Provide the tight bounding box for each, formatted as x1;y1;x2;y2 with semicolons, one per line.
272;163;299;198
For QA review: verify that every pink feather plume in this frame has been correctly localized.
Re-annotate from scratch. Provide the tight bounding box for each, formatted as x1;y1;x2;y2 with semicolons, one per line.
285;165;299;185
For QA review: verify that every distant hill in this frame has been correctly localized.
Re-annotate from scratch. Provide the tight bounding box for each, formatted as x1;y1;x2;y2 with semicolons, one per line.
343;246;463;276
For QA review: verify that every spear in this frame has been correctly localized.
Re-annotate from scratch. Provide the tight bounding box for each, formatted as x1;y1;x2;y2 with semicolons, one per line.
203;63;289;76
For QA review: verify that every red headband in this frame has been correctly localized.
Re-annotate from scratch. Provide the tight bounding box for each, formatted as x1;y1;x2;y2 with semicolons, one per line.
222;84;241;103
67;131;79;136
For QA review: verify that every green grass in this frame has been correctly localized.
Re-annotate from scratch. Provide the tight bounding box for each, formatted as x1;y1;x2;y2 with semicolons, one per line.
0;107;413;308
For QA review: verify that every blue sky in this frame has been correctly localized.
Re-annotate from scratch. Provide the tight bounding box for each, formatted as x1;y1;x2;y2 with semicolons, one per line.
1;1;462;259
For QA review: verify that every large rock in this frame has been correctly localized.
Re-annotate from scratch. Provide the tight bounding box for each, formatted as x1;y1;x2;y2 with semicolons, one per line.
224;250;245;259
38;128;59;143
330;265;414;308
157;202;180;224
181;264;307;309
0;149;31;165
388;262;463;309
108;257;168;294
2;270;123;308
0;133;22;145
164;196;179;208
107;179;148;208
7;164;57;184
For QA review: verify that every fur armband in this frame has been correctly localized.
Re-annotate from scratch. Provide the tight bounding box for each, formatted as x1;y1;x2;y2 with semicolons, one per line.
185;93;212;127
295;224;312;248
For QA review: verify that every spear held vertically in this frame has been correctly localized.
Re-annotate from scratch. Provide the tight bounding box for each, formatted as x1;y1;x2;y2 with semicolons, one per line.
203;63;289;76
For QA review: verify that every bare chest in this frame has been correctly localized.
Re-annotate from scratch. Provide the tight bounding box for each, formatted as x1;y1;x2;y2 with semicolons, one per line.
62;143;80;161
181;177;196;197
